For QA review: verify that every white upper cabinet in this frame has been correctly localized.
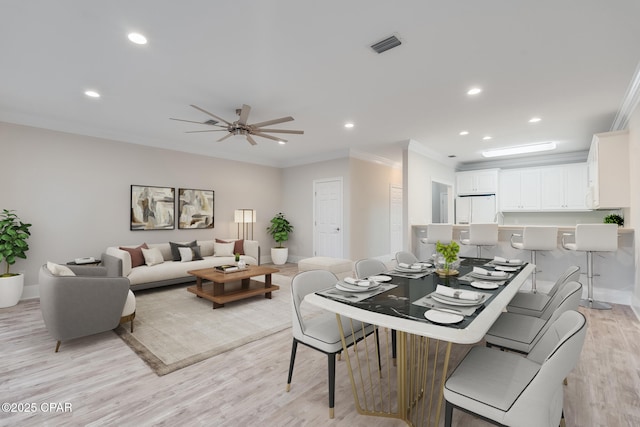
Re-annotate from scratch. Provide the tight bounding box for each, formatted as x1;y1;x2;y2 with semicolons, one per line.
586;131;630;209
540;163;588;211
456;169;498;195
499;168;540;211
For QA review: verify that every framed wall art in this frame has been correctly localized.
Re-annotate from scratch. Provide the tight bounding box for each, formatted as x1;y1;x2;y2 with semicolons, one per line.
130;185;175;230
178;188;214;229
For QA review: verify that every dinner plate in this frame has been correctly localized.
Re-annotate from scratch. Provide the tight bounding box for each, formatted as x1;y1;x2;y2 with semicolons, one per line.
469;272;510;281
368;275;392;282
470;281;500;290
431;293;486;306
336;282;381;293
492;260;523;267
424;309;464;324
494;265;519;272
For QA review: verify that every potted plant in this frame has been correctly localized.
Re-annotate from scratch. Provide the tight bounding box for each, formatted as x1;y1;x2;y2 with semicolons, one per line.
0;209;32;308
603;214;624;227
435;240;460;277
266;212;293;265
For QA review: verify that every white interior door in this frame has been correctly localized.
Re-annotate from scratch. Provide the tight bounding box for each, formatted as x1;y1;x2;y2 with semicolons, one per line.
390;184;403;253
314;178;343;258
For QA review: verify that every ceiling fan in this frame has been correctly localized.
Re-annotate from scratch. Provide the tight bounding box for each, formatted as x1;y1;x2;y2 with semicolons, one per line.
170;104;304;145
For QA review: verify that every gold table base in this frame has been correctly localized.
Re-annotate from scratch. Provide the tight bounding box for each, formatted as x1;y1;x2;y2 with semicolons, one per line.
337;315;452;427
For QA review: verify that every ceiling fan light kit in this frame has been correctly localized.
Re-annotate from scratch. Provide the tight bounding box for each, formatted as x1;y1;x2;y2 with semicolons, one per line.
171;104;303;146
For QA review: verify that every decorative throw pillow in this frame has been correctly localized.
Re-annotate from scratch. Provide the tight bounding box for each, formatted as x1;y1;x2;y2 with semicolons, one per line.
141;247;164;266
119;243;149;268
216;238;244;255
178;247;193;262
191;246;204;261
213;241;235;257
46;261;76;276
169;241;197;261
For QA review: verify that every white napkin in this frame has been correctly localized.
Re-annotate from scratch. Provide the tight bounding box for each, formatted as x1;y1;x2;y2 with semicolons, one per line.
344;277;371;287
436;284;481;301
493;256;522;264
473;267;507;277
398;262;411;268
399;262;422;270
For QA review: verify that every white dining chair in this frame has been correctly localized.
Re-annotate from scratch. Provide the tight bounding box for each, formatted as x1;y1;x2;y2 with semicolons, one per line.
507;265;580;317
286;270;379;418
485;281;582;354
444;310;587;427
510;226;558;293
395;251;419;265
562;224;618;310
459;223;499;258
354;258;387;279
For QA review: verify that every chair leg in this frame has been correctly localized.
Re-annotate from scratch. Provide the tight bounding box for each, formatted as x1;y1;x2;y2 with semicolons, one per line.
55;341;61;353
391;329;397;366
559;409;566;427
375;328;381;372
328;353;336;419
445;400;453;427
580;251;612;310
286;339;298;392
530;250;537;293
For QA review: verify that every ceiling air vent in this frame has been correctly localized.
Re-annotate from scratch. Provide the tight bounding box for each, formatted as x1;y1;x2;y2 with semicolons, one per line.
204;119;218;126
371;35;402;54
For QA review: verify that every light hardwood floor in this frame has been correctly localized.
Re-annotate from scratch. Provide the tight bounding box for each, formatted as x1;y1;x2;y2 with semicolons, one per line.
2;275;639;426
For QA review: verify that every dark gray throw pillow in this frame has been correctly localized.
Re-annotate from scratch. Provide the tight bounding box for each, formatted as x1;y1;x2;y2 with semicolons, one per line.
191;246;204;261
169;240;197;261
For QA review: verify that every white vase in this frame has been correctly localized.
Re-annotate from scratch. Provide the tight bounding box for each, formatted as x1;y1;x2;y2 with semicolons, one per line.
0;273;24;308
271;247;288;265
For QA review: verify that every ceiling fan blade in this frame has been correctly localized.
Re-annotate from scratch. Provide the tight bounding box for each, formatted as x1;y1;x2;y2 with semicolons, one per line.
170;117;225;127
185;129;228;133
217;133;234;142
190;104;233;126
250;116;294;128
254;132;288;143
254;128;304;134
238;104;251;125
246;134;258;146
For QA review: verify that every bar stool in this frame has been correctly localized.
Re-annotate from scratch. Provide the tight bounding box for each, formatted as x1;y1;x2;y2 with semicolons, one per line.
561;224;618;310
510;226;558;293
460;223;498;258
420;224;453;259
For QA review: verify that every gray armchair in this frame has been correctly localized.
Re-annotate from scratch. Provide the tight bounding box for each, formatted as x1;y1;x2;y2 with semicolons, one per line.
39;264;132;352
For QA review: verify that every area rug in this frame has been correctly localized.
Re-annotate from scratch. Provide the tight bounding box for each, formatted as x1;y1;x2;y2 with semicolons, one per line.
114;273;295;376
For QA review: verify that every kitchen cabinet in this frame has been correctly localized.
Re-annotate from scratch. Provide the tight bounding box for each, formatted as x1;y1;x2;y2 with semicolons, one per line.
540;163;588;210
499;168;540;211
456;169;498;195
587;131;629;209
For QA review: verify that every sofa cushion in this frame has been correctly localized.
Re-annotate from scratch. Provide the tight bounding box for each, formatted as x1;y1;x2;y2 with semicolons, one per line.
214;241;235;257
216;238;244;255
198;240;215;257
169;241;197;261
119;243;149;268
46;261;76;276
142;247;164;266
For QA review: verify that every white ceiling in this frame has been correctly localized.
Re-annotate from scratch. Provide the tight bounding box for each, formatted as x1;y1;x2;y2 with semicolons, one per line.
2;1;639;168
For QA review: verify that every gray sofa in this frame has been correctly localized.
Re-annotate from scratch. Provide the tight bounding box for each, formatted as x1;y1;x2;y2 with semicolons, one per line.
39;264;131;352
102;239;260;291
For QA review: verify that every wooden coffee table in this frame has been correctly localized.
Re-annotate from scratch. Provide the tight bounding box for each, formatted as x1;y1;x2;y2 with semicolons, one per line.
186;265;280;309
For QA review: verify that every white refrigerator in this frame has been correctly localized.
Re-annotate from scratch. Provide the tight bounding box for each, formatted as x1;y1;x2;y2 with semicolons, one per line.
455;195;497;224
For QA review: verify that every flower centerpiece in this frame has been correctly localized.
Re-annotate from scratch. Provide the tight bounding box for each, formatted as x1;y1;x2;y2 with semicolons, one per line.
435;240;460;277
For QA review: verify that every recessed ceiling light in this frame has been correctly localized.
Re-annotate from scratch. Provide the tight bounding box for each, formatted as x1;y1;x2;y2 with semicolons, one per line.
467;87;482;95
128;32;147;45
482;141;557;158
344;122;354;128
459;131;469;136
84;90;100;98
278;140;286;145
482;136;492;140
529;117;542;123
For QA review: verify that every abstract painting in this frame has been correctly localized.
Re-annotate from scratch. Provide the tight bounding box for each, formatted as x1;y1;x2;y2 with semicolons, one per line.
178;188;214;229
131;185;175;230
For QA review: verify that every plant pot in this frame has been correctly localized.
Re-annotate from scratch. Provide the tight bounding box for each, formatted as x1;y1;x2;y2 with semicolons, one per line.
271;247;288;265
0;273;24;308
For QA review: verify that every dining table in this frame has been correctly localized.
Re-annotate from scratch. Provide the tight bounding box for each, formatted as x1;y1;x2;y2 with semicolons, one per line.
304;256;534;427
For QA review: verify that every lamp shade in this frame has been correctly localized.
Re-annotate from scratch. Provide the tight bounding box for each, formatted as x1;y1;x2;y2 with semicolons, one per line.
234;209;256;223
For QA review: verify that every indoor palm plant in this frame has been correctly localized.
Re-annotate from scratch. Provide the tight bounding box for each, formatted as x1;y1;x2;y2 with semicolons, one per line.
0;209;32;307
435;240;460;277
266;212;293;265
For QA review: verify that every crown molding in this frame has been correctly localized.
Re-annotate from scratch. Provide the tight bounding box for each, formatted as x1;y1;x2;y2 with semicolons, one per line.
611;60;640;130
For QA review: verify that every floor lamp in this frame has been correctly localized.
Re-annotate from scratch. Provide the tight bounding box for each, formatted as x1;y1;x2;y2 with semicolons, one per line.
234;209;256;240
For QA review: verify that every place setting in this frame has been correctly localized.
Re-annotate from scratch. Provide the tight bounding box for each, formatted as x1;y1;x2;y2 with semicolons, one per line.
413;284;491;324
387;262;433;278
488;256;524;272
319;276;397;302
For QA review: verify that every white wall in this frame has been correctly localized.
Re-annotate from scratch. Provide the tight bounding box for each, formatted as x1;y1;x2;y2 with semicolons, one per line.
628;104;640;317
1;122;282;299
